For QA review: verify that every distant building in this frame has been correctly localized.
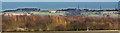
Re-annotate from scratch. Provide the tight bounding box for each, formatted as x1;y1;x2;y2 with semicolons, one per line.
49;11;56;13
57;8;81;11
3;12;31;16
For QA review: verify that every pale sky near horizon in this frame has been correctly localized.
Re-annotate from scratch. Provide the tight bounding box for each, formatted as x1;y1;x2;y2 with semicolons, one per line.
2;0;120;2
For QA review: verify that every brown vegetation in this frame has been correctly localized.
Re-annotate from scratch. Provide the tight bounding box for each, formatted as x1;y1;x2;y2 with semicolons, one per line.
2;15;120;31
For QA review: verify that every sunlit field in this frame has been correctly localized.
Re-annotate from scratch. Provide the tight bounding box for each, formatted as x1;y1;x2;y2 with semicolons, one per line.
2;15;120;32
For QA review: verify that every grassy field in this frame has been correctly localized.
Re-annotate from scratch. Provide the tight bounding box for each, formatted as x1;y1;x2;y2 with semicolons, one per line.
2;31;119;33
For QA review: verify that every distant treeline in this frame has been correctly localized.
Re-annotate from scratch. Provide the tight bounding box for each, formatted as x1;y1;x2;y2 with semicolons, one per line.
2;15;120;31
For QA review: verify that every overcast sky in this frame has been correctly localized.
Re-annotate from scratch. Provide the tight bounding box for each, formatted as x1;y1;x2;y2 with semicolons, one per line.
2;0;120;2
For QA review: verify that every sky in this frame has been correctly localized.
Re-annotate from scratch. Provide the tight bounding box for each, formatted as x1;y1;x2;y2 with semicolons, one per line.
2;0;120;2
